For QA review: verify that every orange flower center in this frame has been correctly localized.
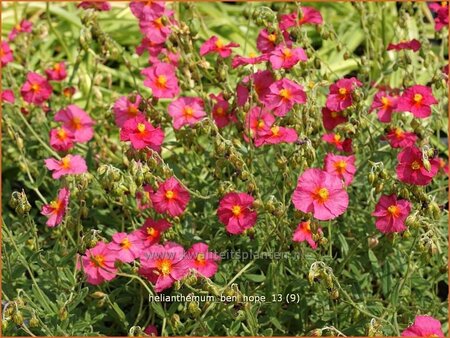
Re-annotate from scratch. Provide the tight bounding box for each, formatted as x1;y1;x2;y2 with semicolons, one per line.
156;75;167;89
156;258;172;276
128;105;138;116
231;205;242;216
215;39;224;49
146;226;159;239
333;160;347;174
15;24;21;31
137;123;146;134
215;107;225;116
313;187;329;204
91;254;105;268
338;87;348;96
61;156;71;169
331;111;339;118
183;106;194;117
267;33;277;42
72;117;82;130
165;190;175;200
381;96;391;108
271;126;280;136
387;205;401;218
53;63;61;71
257;119;265;129
282;48;292;59
154;17;164;29
333;134;342;143
120;238;132;250
302;221;311;232
411;160;421;170
195;253;206;266
57;128;67;140
279;88;292;100
393;128;404;139
413;93;423;104
31;83;40;93
49;200;62;213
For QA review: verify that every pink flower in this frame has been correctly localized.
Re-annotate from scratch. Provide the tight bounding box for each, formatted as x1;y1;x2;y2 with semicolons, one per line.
322;107;348;130
292;168;349;221
256;125;298;147
244;106;275;143
210;93;236;128
200;36;239;58
326;77;362;112
78;1;111;11
49;127;75;152
150;177;190;217
133;218;172;249
1;89;15;104
439;158;449;175
322;133;353;153
79;242;117;285
231;53;269;68
237;70;275;107
142;62;179;99
217;192;257;235
430;3;449;31
187;243;221;278
168;97;206;130
279;7;323;30
396;146;440;186
8;20;32;41
40;187;70;227
387;39;421;52
384;128;417;148
20;72;52;105
257;29;290;53
139;242;189;292
45;154;88;179
45;62;67;81
139;11;172;44
396;85;437;118
372;194;411;233
113;94;144;127
55;105;94;143
144;325;158;336
130;0;165;20
120;116;165;151
109;232;143;263
1;41;13;67
369;91;398;123
136;37;164;57
293;221;321;249
402;315;444;337
262;78;307;116
324;153;356;186
269;45;307;70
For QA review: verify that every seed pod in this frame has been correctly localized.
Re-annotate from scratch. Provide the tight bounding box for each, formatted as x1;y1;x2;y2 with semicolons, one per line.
13;311;24;326
29;316;39;328
330;288;339;300
368;236;379;249
375;182;384;193
368;172;376;185
310;329;323;336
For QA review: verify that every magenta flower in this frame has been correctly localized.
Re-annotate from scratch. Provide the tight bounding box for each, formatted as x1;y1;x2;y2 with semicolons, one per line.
244;106;275;143
78;1;111;11
120;115;164;151
45;154;88;179
45;62;67;81
269;45;307;70
292;168;349;221
322;133;353;153
78;241;117;285
142;62;180;99
139;242;189;292
217;192;257;235
324;153;356;186
293;221;321;249
210;92;236;128
55;104;95;143
322;107;348;130
1;89;15;104
257;29;291;53
40;187;70;227
429;3;449;31
49;127;75;152
384;128;417;148
369;91;398;123
136;37;164;57
133;218;172;250
396;85;437;118
262;78;307;116
20;72;52;105
130;0;165;20
256;125;298;147
150;177;190;217
326;77;362;112
1;41;13;67
231;53;269;68
109;232;143;263
237;70;275;107
402;315;444;337
144;325;158;336
168;97;206;130
372;194;411;233
187;243;221;278
139;11;172;44
113;94;144;127
279;7;323;30
200;36;239;58
8;19;32;41
396;146;440;186
387;39;421;52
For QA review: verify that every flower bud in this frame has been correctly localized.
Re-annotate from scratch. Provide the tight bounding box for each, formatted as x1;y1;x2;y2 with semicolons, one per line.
187;301;201;317
13;311;24;326
368;236;379;249
330;288;339;300
310;329;322;336
29;316;39;328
